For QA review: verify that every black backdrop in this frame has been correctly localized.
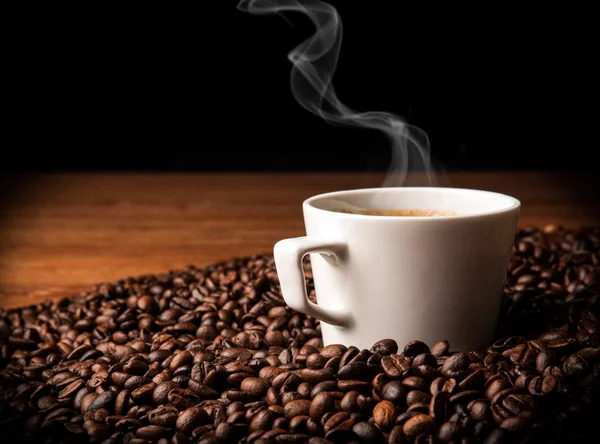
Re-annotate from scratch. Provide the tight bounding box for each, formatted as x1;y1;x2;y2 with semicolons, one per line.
4;1;596;172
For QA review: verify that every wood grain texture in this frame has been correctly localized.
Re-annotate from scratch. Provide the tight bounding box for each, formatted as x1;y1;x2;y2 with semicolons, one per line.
1;171;598;308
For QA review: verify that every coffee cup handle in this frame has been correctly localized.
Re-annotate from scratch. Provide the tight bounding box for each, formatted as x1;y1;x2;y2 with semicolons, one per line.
274;237;352;328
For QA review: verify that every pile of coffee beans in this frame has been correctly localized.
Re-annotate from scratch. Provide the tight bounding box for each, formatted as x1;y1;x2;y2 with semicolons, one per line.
1;226;598;443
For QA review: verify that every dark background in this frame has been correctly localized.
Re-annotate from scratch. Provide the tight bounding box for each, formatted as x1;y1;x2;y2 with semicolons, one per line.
4;1;596;172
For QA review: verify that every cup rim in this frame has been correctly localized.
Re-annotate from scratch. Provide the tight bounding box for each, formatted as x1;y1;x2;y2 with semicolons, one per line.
303;187;521;221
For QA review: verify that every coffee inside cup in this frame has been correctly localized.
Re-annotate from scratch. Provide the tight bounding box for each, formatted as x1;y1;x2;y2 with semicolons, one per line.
334;208;457;217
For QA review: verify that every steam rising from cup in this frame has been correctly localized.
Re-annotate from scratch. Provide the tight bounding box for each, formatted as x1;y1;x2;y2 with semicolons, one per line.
237;0;439;186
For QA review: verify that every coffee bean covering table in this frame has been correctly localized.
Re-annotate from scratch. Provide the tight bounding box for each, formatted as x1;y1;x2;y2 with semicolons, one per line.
1;226;599;443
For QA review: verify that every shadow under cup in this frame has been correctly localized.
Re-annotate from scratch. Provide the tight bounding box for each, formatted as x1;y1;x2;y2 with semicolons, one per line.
275;187;521;352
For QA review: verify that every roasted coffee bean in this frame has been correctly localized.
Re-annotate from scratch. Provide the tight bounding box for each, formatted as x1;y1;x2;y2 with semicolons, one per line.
215;421;245;442
578;347;600;361
381;380;407;404
259;366;286;383
381;354;411;378
502;344;531;365
249;409;274;433
276;433;312;443
125;375;151;391
289;415;309;433
388;425;406;443
430;391;450;424
430;377;447;396
514;373;533;391
441;353;470;379
306;353;328;370
535;350;556;373
402;376;428;393
80;392;99;413
412;364;439;380
459;369;486;391
348;349;372;365
338;345;360;367
441;378;457;394
540;375;560;393
468;400;491;423
148;404;179;428
325;429;358;443
124;358;149;376
472;420;492;440
85;422;109;442
59;379;86;399
111;372;131;387
304;418;322;437
500;416;528;433
172;432;191;444
370;339;399;356
131;382;157;402
177;406;209;434
407;401;430;414
337;379;370;393
169;388;200;410
300;368;336;384
450;390;482;405
148;349;170;364
310;392;335;420
340;390;360;413
563;353;588;376
338;362;368;380
284;399;311;419
432;341;450;357
113;389;129;416
413;353;438;368
373;400;396;431
403;413;435;438
152;381;179;404
87;390;117;411
323;411;353;433
310;380;337;398
241;377;270;396
372;372;388;391
296;381;312;398
539;329;568;343
319;344;346;359
352;421;385;443
50;371;76;387
483;428;509;444
485;378;510;399
528;374;560;396
169;350;192;370
313;354;331;369
438;421;461;442
501;393;537;419
404;341;431;357
188;380;219;399
272;371;302;392
74;387;93;411
407;390;432;406
281;391;304;405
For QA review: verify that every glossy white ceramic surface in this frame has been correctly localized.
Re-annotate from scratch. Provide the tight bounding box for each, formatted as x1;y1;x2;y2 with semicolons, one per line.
274;187;520;351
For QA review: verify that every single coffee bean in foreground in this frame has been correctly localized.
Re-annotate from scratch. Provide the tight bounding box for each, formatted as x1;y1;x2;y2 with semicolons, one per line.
0;225;599;443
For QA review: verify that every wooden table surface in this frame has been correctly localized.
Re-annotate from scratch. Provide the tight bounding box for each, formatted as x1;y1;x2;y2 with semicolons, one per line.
1;171;598;309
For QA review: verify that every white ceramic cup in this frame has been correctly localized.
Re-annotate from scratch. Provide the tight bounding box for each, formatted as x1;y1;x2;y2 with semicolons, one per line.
273;187;520;351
